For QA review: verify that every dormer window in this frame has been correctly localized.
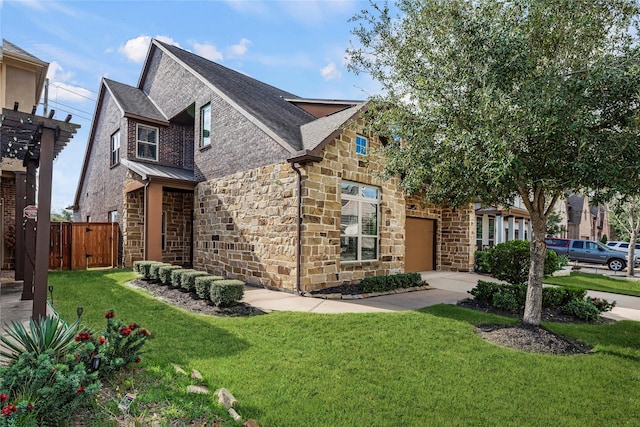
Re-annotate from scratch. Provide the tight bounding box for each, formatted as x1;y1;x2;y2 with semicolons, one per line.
355;135;368;155
137;124;158;161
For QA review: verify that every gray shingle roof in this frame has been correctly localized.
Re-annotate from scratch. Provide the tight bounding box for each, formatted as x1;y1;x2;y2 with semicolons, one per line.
301;104;366;151
567;194;585;224
121;158;196;182
103;78;167;123
156;40;317;151
2;40;47;64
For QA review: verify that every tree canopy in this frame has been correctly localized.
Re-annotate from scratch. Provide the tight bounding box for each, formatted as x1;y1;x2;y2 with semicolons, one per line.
348;0;640;325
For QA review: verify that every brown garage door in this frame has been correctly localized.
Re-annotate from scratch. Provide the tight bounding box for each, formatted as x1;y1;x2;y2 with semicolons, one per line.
405;217;435;272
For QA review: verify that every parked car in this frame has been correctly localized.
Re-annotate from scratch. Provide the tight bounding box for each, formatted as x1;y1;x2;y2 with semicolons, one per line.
605;241;640;253
545;238;636;271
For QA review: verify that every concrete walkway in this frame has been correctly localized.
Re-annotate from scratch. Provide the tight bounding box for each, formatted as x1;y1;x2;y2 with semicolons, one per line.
243;270;640;322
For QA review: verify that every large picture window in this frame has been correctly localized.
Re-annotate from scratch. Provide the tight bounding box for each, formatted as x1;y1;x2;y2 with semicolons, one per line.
110;130;120;166
136;124;158;161
201;104;211;147
340;181;379;261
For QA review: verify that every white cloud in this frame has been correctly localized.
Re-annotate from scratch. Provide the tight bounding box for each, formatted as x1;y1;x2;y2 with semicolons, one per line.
192;42;224;62
119;35;180;63
46;61;94;102
229;38;251;58
321;61;342;81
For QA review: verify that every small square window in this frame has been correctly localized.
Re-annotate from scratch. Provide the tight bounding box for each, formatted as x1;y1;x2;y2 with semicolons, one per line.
108;210;118;222
355;135;368;155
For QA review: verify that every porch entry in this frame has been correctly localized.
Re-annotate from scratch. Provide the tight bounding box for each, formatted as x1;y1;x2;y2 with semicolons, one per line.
405;217;435;272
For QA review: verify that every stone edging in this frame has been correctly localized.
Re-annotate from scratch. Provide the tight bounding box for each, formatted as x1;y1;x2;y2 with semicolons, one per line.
301;285;433;300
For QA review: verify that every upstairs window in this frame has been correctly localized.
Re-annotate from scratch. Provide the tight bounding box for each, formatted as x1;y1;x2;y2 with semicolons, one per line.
201;104;211;147
110;130;120;166
137;124;158;161
340;181;379;262
355;135;368;155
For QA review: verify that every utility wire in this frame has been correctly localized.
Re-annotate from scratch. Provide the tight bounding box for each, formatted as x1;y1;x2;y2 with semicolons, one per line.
49;82;97;102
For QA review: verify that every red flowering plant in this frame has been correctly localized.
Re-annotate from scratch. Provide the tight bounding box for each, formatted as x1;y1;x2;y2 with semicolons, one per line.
75;309;152;378
0;349;100;426
587;297;616;313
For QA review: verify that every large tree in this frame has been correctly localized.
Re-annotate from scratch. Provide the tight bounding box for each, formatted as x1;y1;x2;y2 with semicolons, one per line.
608;195;640;276
348;0;640;325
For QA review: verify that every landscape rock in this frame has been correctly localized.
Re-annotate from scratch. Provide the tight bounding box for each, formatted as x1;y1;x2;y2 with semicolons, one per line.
191;369;203;381
243;419;260;427
229;408;242;422
186;385;209;395
172;364;187;375
215;388;238;409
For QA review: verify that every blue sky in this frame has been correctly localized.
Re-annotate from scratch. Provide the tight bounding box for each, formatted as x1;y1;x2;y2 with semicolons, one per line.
2;0;379;213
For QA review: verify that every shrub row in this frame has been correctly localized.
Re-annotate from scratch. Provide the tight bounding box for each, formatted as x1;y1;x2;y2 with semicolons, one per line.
134;262;244;307
359;273;423;294
474;240;560;284
468;280;615;321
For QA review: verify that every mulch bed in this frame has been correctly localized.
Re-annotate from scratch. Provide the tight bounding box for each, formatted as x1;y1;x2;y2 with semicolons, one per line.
127;279;266;317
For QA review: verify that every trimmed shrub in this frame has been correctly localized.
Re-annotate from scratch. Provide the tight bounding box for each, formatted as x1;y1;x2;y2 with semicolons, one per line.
542;287;566;308
474;250;492;273
480;240;560;284
171;269;196;288
562;287;588;305
468;280;502;302
133;260;144;273
587;296;616;313
210;280;245;307
181;271;209;293
562;299;600;322
149;263;171;281
137;261;164;280
195;276;224;300
158;265;183;285
359;273;423;293
492;291;519;312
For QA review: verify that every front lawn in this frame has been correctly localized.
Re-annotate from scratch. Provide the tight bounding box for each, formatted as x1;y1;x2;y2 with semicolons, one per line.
544;272;640;297
49;269;640;426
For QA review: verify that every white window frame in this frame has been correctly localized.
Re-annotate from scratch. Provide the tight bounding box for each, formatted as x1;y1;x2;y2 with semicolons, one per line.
340;181;380;262
110;130;120;166
201;104;211;147
136;123;159;161
108;210;118;223
355;135;368;155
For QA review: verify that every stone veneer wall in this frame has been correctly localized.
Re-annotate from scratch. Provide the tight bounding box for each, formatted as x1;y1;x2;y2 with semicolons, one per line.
162;190;193;265
298;124;406;291
122;172;145;267
440;206;475;271
193;163;298;290
1;176;16;269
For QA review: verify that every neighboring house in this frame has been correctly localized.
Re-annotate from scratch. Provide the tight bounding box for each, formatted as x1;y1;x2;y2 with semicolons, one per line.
73;39;475;292
475;196;532;250
0;40;49;270
566;193;610;241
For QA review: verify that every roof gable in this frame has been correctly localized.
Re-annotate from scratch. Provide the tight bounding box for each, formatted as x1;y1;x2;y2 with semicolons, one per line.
148;40;318;151
103;78;168;125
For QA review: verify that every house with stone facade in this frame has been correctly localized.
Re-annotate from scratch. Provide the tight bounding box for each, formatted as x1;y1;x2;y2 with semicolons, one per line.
72;39;475;292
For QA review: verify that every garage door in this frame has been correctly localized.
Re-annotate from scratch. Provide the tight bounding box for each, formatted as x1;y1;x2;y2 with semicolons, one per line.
405;217;435;272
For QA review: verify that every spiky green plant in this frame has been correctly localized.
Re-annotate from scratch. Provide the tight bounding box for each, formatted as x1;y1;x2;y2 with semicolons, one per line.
0;316;80;365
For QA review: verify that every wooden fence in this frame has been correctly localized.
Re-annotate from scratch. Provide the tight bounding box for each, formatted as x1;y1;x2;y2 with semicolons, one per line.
49;222;119;270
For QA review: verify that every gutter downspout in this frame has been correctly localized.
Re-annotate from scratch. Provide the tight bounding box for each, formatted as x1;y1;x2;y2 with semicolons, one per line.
290;162;303;295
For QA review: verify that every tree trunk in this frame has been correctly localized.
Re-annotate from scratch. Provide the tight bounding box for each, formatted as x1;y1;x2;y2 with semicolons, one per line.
522;211;547;326
628;228;637;277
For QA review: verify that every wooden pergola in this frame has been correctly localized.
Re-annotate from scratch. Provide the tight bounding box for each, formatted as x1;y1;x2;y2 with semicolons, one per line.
0;107;79;319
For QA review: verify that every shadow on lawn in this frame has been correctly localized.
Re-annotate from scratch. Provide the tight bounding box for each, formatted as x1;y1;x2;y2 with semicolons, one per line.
48;270;252;366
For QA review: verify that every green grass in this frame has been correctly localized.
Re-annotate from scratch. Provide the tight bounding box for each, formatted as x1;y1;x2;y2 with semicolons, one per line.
544;272;640;296
49;269;640;426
